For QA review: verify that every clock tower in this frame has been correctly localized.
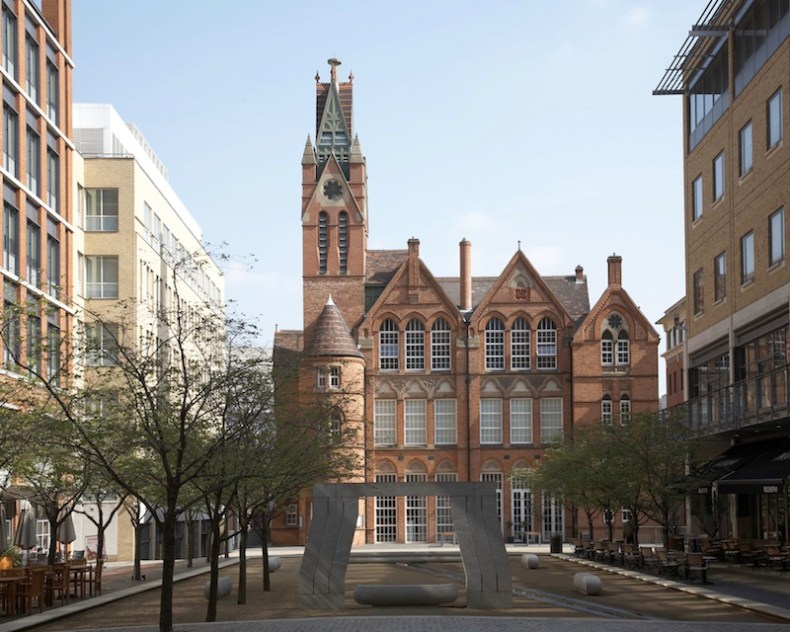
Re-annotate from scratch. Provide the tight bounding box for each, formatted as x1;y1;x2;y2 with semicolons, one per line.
301;59;368;334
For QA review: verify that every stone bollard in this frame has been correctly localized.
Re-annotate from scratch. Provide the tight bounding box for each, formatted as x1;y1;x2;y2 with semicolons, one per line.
204;576;232;600
573;572;602;596
521;553;539;569
269;556;282;572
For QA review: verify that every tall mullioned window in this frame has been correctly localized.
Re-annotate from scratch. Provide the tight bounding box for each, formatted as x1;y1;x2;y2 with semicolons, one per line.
318;211;328;274
405;319;425;371
338;211;348;274
431;318;451;371
484;318;504;370
536;317;557;369
511;317;530;370
379;319;399;370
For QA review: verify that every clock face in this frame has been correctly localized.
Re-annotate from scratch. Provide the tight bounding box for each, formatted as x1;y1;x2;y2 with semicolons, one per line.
323;180;343;200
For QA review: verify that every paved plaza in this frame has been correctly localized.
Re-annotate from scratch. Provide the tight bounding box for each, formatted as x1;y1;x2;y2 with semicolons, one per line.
3;545;790;632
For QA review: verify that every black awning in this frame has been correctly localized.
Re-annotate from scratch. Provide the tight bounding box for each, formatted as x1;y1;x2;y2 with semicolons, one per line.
716;440;790;495
688;442;767;493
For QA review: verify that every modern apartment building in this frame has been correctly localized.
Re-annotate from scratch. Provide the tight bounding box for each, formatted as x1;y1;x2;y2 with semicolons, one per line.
71;103;225;561
656;0;790;541
0;0;77;550
273;59;660;546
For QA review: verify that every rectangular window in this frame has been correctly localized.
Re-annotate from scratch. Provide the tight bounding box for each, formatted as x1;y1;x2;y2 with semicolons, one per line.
3;283;18;368
511;323;530;370
374;399;396;446
739;121;752;175
480;398;503;444
601;337;613;365
85;255;119;298
285;504;298;527
46;236;59;297
741;231;755;284
46;62;58;123
768;88;783;149
714;252;726;302
25;35;38;103
404;399;427;445
2;7;16;78
405;325;425;370
619;398;631;424
2;203;17;275
601;398;612;423
379;326;399;370
3;107;17;176
770;207;785;266
434;399;457;445
316;367;327;390
693;268;704;315
85;322;119;367
85;189;119;231
510;398;533;444
692;175;703;221
540;397;563;444
26;301;40;374
46;149;58;212
47;317;60;386
329;365;340;388
712;152;724;202
26;129;39;194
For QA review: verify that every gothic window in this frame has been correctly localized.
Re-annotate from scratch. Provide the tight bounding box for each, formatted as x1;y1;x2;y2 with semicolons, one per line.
318;211;328;274
338;211;348;274
601;394;612;424
619;394;631;424
379;319;399;371
405;319;425;370
602;313;630;368
485;318;505;370
616;330;630;366
536;317;557;369
601;331;614;365
511;317;530;370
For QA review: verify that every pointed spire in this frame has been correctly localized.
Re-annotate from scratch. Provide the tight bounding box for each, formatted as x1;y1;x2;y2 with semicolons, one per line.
302;135;316;165
350;134;364;163
306;297;362;358
328;58;341;85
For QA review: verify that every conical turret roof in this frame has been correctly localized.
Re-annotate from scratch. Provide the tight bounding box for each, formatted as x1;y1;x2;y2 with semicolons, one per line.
306;296;362;358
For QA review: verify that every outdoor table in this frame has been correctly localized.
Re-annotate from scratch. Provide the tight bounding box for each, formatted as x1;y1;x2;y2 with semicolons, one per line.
0;575;25;616
70;563;91;599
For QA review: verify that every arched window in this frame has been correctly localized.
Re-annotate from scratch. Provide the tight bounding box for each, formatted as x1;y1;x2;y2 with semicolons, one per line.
601;330;614;365
379;319;399;370
617;330;630;366
601;394;612;424
318;211;328;274
511;317;530;370
405;319;425;370
338;211;348;274
536;317;557;369
485;318;505;370
619;394;631;424
431;318;451;371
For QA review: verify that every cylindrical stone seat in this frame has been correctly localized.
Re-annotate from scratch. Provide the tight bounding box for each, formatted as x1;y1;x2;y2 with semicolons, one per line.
573;572;602;596
354;583;458;606
521;553;539;569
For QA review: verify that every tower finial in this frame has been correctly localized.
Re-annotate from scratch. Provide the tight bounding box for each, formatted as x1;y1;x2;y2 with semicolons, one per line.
328;58;341;83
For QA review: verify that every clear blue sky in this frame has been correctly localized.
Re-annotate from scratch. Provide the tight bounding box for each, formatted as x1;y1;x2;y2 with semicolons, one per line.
72;1;699;395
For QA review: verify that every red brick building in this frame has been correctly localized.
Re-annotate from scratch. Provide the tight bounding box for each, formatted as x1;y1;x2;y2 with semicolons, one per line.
273;59;660;545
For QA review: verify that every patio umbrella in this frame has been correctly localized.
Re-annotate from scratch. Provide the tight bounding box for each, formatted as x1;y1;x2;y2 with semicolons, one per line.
13;499;36;550
57;508;76;545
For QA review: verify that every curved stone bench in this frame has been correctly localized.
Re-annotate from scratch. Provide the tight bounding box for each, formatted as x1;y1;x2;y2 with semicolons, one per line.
203;575;232;600
269;556;282;572
521;553;539;569
573;572;602;596
354;583;458;606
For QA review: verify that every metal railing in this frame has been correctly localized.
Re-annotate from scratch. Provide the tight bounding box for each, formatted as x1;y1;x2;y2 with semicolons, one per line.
663;364;790;437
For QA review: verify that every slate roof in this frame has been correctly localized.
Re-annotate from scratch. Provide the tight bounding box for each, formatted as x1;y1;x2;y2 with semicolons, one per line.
305;298;362;358
366;250;408;284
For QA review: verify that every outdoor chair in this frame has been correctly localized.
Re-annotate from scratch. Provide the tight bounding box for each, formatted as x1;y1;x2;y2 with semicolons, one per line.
18;567;45;614
46;563;70;606
655;548;681;578
684;552;708;584
84;558;103;596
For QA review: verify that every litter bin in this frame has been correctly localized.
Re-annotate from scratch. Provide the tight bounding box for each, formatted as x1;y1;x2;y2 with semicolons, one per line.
550;534;563;553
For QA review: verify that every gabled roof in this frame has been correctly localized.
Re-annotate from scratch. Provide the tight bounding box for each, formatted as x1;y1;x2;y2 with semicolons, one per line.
306;297;362;358
575;283;659;344
366;250;408;285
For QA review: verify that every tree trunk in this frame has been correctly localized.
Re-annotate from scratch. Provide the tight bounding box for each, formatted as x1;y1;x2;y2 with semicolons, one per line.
133;521;144;581
158;511;177;632
262;517;271;592
204;513;223;622
185;514;193;568
237;523;248;604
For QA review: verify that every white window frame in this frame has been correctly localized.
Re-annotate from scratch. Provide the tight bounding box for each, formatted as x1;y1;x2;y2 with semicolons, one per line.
374;399;397;446
511;317;530;370
510;398;532;444
85;255;119;299
434;399;457;445
480;398;503;444
601;331;613;366
85;188;119;232
540;397;563;444
601;396;612;424
405;319;425;371
430;319;451;371
85;322;119;367
619;396;631;424
536;317;557;369
404;399;427;446
616;331;630;366
485;318;504;370
379;319;399;371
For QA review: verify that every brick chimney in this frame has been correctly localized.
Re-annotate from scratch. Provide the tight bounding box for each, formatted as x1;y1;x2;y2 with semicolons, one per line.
460;238;472;311
408;238;420;299
575;265;584;284
607;254;622;288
